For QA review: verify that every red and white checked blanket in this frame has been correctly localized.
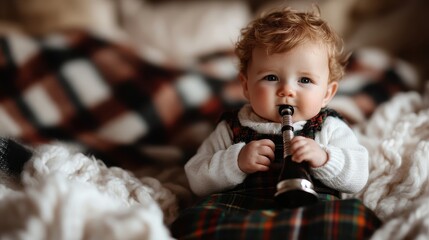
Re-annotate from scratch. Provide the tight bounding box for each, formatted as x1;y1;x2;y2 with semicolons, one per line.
0;30;415;170
0;30;242;169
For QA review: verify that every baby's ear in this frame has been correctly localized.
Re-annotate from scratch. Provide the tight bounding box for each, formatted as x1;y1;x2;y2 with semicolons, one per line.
322;81;338;107
239;73;250;100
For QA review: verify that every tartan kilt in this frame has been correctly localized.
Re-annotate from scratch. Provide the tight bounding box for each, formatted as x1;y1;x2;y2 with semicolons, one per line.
170;193;381;240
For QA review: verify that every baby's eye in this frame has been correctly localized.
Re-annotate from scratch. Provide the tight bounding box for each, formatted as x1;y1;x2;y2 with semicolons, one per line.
298;77;311;84
263;75;278;81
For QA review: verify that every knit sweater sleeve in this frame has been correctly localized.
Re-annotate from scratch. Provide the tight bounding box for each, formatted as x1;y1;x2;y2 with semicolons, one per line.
184;120;247;197
311;117;369;193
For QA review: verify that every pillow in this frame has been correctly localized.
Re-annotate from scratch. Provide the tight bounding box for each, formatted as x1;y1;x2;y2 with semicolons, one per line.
118;0;251;67
0;0;123;40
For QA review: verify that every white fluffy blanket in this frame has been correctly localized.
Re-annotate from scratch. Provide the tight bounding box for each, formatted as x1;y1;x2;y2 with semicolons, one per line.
351;85;429;239
0;144;178;239
0;85;428;240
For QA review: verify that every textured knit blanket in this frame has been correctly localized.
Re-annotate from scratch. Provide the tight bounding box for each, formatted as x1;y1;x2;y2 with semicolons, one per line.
351;86;429;239
0;143;177;239
0;30;241;170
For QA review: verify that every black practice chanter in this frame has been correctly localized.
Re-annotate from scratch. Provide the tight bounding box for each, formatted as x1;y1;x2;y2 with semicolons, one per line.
274;105;319;208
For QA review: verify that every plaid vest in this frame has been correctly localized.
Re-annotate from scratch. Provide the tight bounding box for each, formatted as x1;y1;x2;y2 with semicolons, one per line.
222;108;343;199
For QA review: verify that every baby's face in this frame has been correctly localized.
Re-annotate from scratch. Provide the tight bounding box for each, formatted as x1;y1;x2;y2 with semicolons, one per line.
240;41;338;122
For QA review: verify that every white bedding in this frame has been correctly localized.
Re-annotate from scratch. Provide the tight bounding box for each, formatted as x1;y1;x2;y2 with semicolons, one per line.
352;84;429;239
0;144;176;239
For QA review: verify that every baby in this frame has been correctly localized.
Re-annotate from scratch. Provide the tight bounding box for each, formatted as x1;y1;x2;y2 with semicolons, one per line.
172;7;380;239
185;7;368;200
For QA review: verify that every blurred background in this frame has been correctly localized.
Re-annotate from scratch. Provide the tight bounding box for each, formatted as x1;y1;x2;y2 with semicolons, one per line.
0;0;428;170
0;0;428;80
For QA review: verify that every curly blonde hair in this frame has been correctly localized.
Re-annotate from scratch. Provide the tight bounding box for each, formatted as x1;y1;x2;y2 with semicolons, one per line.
235;7;348;82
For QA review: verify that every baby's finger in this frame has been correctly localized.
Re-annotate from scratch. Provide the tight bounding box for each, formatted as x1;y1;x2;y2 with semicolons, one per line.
256;156;272;166
290;136;307;148
256;165;270;172
290;139;308;155
259;146;275;161
258;139;276;150
292;151;308;163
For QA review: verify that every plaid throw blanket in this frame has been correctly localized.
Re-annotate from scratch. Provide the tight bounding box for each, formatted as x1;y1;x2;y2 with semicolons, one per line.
0;30;243;169
0;30;415;170
171;193;381;240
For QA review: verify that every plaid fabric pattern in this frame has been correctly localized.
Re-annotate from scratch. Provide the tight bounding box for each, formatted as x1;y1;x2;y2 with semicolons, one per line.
0;30;243;168
298;108;344;139
171;196;381;239
0;30;414;169
171;108;381;239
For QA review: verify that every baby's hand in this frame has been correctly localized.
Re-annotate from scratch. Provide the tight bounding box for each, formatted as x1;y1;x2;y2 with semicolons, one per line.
290;136;328;168
238;139;275;174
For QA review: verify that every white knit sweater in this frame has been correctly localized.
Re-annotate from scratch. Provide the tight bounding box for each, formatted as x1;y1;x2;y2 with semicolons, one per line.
185;105;369;197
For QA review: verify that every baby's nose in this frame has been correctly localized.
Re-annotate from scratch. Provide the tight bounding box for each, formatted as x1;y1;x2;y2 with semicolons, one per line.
277;83;296;97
